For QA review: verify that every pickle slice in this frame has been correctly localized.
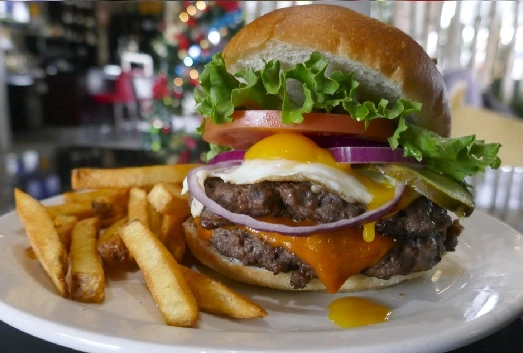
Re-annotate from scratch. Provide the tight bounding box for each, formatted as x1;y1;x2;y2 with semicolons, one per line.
359;164;475;218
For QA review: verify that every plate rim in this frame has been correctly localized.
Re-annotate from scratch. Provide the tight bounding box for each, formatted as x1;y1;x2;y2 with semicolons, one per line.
1;208;523;353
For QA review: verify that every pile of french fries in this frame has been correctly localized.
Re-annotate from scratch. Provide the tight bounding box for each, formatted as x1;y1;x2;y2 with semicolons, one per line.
14;164;267;327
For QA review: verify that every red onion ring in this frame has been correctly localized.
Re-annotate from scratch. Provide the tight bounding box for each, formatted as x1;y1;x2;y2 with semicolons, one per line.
187;162;405;236
329;146;420;164
209;146;419;165
208;150;246;164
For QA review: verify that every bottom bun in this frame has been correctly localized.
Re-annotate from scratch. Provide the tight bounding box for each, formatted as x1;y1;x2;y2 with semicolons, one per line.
183;219;424;292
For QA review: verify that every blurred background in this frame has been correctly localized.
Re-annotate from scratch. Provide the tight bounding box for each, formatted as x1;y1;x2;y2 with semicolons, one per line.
0;1;522;229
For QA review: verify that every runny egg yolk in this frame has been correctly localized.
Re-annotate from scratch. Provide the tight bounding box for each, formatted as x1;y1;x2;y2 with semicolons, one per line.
244;133;348;172
328;296;391;328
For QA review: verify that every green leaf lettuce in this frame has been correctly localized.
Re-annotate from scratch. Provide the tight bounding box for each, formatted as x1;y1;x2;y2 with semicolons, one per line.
195;52;501;181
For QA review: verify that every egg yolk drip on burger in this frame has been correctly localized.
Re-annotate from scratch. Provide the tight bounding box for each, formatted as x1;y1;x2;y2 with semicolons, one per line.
196;132;397;293
355;176;396;242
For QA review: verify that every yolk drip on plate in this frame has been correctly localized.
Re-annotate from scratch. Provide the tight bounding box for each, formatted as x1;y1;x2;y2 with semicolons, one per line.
328;296;391;328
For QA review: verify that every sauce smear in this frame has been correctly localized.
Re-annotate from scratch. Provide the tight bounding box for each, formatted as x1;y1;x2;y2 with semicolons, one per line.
328;297;391;328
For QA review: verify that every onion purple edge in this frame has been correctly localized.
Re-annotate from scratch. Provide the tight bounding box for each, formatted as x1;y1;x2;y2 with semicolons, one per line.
209;146;420;165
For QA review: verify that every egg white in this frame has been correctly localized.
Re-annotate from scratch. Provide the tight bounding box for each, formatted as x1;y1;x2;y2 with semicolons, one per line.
186;159;372;218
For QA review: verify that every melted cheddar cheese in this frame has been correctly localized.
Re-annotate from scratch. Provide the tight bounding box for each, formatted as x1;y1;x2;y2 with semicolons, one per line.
195;219;394;293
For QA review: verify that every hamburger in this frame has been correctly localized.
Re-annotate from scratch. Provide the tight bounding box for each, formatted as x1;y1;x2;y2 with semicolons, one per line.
182;4;501;293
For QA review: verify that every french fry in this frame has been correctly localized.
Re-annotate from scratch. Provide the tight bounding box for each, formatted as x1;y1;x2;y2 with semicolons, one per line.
47;191;128;227
180;266;267;319
63;189;129;205
126;187;150;263
119;220;198;327
98;212;126;229
128;188;149;225
161;214;187;262
70;218;105;303
71;165;200;190
53;214;77;251
91;198;117;218
16;161;270;325
148;203;163;238
147;183;190;218
97;217;130;267
91;192;129;217
46;201;94;220
14;189;69;298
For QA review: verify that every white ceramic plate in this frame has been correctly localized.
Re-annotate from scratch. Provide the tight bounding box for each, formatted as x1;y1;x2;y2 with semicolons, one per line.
1;207;522;353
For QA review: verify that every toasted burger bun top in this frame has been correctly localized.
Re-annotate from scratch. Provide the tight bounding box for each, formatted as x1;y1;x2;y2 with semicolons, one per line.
222;4;450;137
183;219;424;292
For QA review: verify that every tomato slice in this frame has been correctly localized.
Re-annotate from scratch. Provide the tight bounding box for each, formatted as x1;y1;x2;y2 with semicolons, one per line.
202;110;395;149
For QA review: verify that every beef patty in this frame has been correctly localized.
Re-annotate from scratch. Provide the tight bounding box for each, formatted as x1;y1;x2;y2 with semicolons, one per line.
201;177;366;226
199;178;463;289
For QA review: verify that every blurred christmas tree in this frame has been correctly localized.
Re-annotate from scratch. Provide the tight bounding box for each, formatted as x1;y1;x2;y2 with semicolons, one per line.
145;1;244;158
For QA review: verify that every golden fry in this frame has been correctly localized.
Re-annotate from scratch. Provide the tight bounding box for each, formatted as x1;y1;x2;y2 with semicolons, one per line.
148;202;163;238
161;214;187;262
119;220;198;327
91;192;129;218
180;266;267;319
71;165;200;190
97;212;126;229
91;198;116;218
70;218;105;303
97;217;130;267
46;202;94;220
128;188;149;225
53;214;77;251
147;183;190;218
14;189;69;298
127;187;162;238
14;163;269;324
63;189;129;205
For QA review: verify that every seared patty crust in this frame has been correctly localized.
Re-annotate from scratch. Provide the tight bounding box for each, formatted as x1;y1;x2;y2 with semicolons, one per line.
201;177;366;226
199;179;462;289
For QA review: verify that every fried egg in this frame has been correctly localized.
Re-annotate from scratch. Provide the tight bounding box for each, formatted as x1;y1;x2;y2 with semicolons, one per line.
186;133;374;218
